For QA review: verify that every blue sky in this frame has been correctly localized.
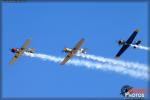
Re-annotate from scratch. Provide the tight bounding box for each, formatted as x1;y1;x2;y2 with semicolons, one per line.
2;2;149;99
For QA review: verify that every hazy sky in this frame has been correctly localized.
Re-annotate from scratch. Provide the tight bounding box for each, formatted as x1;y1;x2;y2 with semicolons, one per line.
2;2;148;99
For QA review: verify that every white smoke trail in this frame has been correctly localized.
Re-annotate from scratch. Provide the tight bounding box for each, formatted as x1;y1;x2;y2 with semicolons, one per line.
130;44;150;51
24;52;149;81
76;53;148;72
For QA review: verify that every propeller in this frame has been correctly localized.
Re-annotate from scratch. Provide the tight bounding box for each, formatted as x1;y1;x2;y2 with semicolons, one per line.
9;48;12;52
61;48;64;53
116;40;120;46
61;46;66;53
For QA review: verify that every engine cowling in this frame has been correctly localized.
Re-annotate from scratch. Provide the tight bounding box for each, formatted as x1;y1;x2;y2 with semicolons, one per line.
118;40;125;45
11;48;17;53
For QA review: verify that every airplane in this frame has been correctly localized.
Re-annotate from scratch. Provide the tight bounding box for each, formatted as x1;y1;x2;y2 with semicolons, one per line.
9;39;34;64
115;29;141;58
60;38;85;65
63;48;87;54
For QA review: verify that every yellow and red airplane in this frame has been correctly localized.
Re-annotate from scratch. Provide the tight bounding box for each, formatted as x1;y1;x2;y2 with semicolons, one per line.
61;38;87;65
63;48;87;54
9;39;34;64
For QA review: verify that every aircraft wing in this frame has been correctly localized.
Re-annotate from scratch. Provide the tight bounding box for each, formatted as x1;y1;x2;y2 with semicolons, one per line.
72;38;84;53
60;53;74;65
9;50;24;64
115;45;130;58
126;29;139;44
60;38;84;65
9;39;31;64
21;39;31;50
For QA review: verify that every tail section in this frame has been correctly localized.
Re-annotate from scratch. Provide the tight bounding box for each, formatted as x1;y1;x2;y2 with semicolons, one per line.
133;40;141;48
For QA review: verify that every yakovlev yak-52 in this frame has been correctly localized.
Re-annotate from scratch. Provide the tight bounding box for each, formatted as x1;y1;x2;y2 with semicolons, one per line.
9;39;34;64
61;38;86;65
115;29;141;58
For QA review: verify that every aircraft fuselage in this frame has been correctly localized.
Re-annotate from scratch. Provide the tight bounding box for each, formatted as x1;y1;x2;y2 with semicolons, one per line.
11;48;35;53
63;48;87;54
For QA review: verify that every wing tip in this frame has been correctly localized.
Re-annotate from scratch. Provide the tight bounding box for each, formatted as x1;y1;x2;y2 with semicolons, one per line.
60;62;65;65
135;29;139;33
9;62;13;65
81;38;85;41
27;38;32;41
115;56;120;59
